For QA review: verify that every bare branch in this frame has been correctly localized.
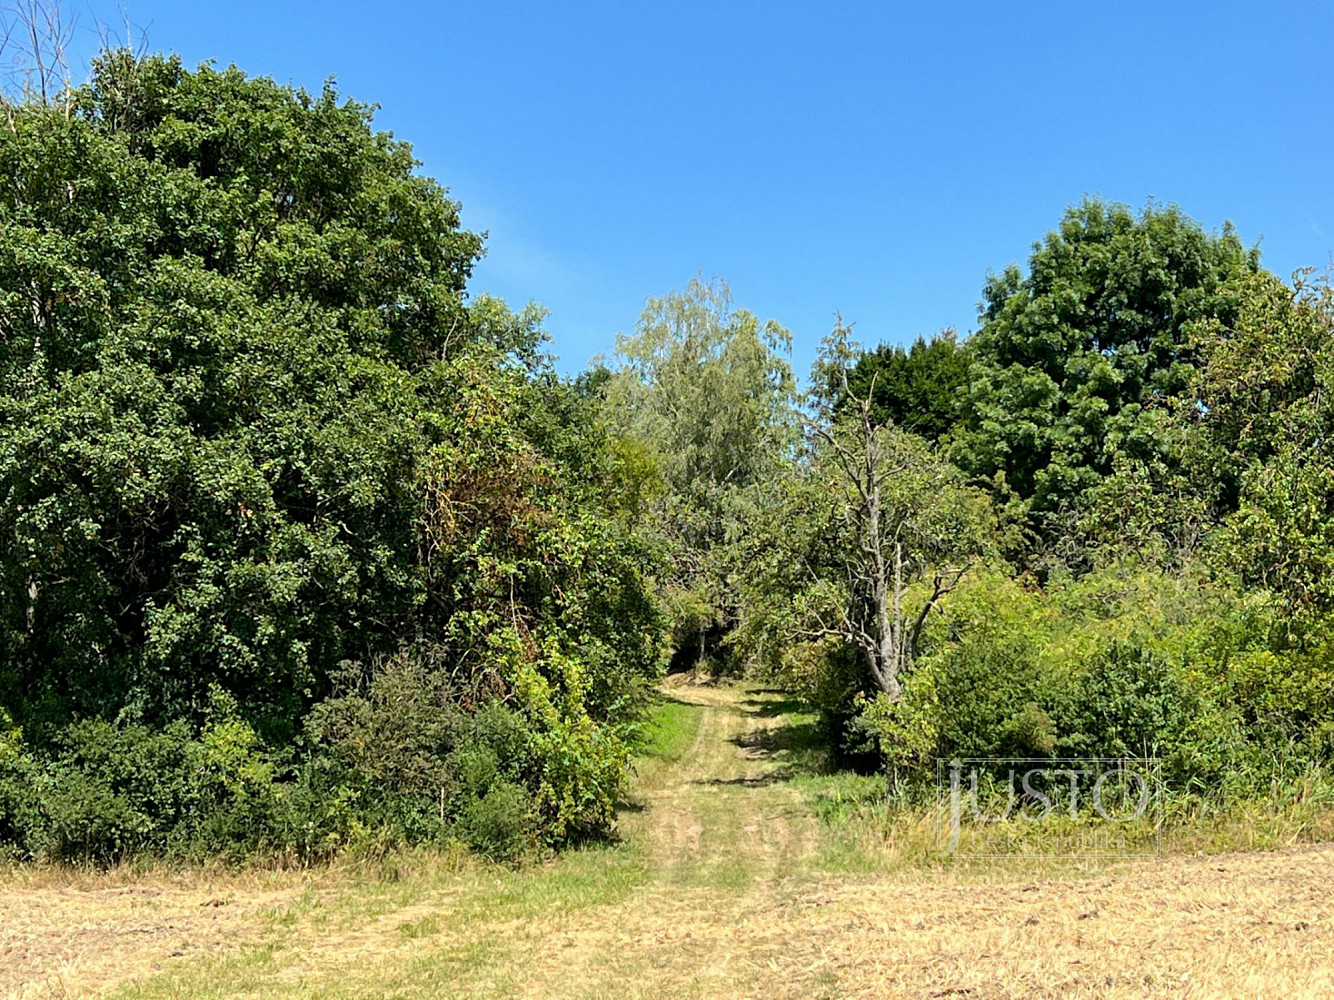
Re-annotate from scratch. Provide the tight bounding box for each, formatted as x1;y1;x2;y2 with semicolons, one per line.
0;0;77;111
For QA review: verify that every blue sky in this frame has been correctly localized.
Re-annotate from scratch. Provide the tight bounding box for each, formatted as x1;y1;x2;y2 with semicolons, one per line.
72;1;1334;376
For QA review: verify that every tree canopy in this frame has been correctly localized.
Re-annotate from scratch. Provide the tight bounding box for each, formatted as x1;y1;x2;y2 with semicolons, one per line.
831;329;971;442
0;52;661;860
2;43;1334;865
952;199;1261;524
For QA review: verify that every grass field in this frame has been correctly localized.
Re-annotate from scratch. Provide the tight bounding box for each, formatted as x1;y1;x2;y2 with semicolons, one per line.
5;679;1334;999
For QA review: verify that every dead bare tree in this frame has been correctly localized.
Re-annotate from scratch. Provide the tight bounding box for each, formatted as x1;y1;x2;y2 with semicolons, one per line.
806;317;985;702
0;1;150;134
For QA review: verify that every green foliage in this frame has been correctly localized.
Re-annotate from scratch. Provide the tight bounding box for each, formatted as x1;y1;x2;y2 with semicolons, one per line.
306;653;477;803
847;688;941;769
734;321;994;723
1058;642;1202;758
731;426;993;726
603;275;799;674
606;275;798;493
847;564;1334;796
460;781;531;859
723;200;1334;810
876;570;1060;760
304;650;541;851
1043;454;1212;574
952;199;1261;532
0;52;664;862
0;690;298;863
834;329;971;441
1192;271;1334;616
0;53;485;731
3;44;1333;865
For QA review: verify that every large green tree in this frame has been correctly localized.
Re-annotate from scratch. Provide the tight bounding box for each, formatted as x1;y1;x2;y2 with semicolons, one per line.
952;199;1262;529
0;52;487;731
606;275;798;492
834;329;971;442
603;276;798;671
0;52;662;851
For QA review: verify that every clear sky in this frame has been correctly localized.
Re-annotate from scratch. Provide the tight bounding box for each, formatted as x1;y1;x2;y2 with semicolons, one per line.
69;1;1334;377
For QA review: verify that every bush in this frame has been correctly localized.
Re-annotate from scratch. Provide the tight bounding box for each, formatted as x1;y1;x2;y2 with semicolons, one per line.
0;695;292;863
882;570;1062;761
847;564;1334;801
1057;641;1202;759
303;650;539;852
460;781;531;858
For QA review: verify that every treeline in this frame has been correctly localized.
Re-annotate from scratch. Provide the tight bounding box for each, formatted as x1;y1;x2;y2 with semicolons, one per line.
614;203;1334;800
0;54;660;862
2;47;1333;865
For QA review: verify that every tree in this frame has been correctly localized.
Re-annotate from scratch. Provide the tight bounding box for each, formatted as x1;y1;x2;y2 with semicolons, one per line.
833;329;971;442
951;199;1262;532
606;275;798;492
0;0;76;111
603;275;798;672
731;319;991;731
0;53;487;730
0;50;664;854
807;321;993;700
1192;270;1334;618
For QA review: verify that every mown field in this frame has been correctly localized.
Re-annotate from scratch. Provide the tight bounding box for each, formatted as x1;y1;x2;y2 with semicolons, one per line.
5;680;1334;1000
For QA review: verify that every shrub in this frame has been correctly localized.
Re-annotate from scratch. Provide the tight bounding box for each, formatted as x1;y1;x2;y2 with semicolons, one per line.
460;781;531;858
846;564;1334;803
1057;643;1193;758
0;706;289;863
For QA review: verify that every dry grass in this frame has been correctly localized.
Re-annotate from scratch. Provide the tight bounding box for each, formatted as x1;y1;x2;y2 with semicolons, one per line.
3;680;1334;999
0;868;300;999
0;850;472;998
738;846;1334;999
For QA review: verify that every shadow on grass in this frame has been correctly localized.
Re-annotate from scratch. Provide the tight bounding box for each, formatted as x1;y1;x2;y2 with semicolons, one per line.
692;772;796;788
683;716;829;788
736;696;807;719
701;714;836;785
652;691;696;707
